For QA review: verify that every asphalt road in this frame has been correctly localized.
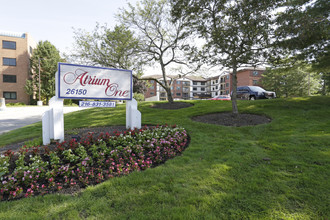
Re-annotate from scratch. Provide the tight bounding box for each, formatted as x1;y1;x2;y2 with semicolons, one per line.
0;106;85;135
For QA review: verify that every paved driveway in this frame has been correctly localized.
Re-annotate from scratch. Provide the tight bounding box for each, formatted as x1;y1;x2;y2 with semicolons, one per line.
0;106;84;135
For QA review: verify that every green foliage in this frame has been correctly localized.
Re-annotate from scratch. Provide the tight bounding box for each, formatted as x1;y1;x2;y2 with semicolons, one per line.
72;24;148;94
171;0;280;113
0;98;329;218
261;63;321;97
25;41;63;104
274;0;330;69
133;92;145;101
118;0;195;103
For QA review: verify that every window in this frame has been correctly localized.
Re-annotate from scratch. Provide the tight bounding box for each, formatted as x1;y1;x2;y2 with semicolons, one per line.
183;81;190;86
3;92;17;100
3;58;16;66
193;82;197;85
183;93;188;97
252;71;259;76
150;92;154;95
201;82;206;85
193;87;197;91
29;46;33;54
226;83;229;87
253;80;258;85
150;80;154;84
2;41;16;50
176;86;180;90
216;80;218;83
176;93;181;96
176;81;180;84
150;85;155;89
3;74;17;83
160;93;166;97
201;88;205;91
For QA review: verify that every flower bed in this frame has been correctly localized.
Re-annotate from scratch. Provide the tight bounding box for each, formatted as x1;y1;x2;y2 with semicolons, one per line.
0;125;189;201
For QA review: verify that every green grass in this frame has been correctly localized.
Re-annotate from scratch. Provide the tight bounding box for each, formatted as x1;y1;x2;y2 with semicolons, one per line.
0;97;329;219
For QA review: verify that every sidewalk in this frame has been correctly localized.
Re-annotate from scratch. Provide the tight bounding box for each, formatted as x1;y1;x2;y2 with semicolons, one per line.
0;106;84;135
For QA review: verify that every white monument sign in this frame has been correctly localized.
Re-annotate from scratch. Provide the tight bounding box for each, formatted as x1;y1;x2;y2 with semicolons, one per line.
42;63;141;145
57;63;133;100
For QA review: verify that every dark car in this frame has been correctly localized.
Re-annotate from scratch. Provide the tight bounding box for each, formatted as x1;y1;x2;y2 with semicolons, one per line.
236;86;276;100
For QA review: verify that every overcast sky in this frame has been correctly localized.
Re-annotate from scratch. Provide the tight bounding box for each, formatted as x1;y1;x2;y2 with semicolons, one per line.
0;0;138;54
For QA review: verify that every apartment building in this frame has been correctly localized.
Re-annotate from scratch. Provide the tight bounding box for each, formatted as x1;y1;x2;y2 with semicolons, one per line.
0;31;36;104
228;68;265;92
143;67;265;101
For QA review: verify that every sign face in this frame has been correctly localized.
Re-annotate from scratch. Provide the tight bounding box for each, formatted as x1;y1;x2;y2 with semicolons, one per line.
58;63;132;100
79;101;116;108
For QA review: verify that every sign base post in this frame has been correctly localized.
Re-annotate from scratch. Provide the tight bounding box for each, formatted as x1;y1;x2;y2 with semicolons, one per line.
126;98;141;129
42;96;64;145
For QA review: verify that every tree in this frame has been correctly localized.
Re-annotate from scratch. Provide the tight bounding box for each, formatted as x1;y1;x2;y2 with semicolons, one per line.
274;0;329;69
72;24;147;94
261;63;321;97
117;0;194;103
171;0;280;114
25;41;62;104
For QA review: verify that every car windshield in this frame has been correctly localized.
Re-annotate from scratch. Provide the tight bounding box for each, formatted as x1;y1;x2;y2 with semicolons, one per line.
249;86;266;92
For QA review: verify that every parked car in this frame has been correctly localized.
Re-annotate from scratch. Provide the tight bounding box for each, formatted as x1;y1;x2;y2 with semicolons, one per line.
236;86;276;100
209;95;231;101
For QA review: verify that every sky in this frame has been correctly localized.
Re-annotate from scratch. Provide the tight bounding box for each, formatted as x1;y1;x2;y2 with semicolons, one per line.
0;0;138;55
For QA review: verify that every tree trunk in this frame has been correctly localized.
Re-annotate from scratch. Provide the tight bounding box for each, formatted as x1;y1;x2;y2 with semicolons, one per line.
231;61;239;116
160;61;174;103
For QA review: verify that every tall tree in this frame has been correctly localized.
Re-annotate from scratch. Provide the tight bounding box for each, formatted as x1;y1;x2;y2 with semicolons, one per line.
274;0;329;69
117;0;194;103
261;63;321;97
25;41;62;104
72;24;147;94
171;0;280;114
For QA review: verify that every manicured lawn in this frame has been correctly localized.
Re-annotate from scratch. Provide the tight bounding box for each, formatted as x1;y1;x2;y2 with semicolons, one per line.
0;97;329;219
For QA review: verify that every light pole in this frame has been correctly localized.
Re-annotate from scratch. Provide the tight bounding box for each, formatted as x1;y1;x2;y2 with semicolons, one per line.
37;58;43;106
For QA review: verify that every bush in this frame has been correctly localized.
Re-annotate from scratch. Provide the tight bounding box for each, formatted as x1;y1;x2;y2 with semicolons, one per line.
133;93;145;102
0;125;188;201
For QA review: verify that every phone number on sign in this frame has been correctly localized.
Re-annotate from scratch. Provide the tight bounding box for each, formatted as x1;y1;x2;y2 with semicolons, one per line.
65;88;87;96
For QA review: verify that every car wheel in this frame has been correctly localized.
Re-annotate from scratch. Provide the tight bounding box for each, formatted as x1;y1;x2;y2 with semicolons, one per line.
249;96;256;100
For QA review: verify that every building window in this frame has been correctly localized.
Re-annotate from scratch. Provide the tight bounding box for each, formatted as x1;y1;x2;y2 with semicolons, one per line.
176;81;180;84
150;92;154;95
160;93;166;97
150;80;154;84
226;83;229;87
2;41;16;50
3;74;17;83
183;93;188;98
3;92;17;100
193;87;197;91
193;82;197;85
216;79;218;83
176;86;180;90
253;80;258;85
176;93;181;96
201;82;206;85
3;58;16;66
201;88;205;91
150;85;155;89
183;81;190;86
252;71;259;76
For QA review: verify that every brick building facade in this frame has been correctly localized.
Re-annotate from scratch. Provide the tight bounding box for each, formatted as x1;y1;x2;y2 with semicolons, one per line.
0;31;36;104
143;67;265;101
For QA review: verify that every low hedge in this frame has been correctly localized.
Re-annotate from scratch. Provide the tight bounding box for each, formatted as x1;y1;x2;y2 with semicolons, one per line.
0;125;189;201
